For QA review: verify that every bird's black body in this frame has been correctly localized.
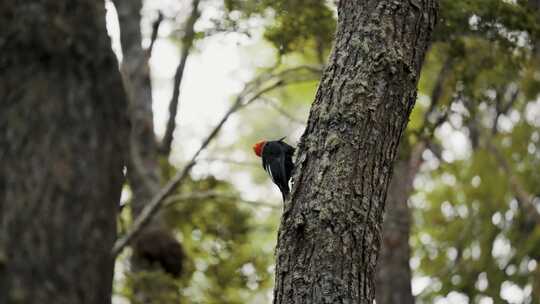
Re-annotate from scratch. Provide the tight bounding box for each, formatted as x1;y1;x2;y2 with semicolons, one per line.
261;138;295;201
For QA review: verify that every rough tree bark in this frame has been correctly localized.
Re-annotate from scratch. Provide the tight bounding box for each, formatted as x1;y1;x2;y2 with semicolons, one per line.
273;2;438;303
0;1;128;303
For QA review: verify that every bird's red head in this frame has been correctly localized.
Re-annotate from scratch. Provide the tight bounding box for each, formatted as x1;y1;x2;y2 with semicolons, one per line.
252;140;266;157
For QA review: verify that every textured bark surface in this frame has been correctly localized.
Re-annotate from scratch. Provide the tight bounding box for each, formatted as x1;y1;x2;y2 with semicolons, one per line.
273;1;438;303
0;1;128;303
375;141;424;304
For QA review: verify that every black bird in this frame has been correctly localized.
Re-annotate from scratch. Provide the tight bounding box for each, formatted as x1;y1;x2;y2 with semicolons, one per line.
252;137;295;201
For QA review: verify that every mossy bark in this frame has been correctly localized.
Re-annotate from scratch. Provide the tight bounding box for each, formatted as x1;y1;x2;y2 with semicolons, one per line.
0;1;128;303
273;1;438;303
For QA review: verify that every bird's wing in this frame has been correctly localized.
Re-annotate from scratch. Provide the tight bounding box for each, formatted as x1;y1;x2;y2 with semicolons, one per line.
280;140;295;155
264;163;274;182
284;153;294;181
261;153;268;170
280;142;295;179
266;154;289;194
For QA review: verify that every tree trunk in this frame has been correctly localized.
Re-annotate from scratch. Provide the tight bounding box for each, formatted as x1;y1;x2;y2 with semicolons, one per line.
375;140;424;304
273;2;438;303
0;1;128;303
112;1;184;302
113;0;161;216
375;52;453;303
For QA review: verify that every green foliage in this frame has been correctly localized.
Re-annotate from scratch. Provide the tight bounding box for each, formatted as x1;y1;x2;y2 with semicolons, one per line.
410;2;540;302
262;1;335;56
437;0;540;47
227;1;540;302
117;171;277;303
117;1;540;303
415;120;540;301
415;150;510;302
125;271;184;304
167;176;276;303
521;57;540;100
224;0;336;57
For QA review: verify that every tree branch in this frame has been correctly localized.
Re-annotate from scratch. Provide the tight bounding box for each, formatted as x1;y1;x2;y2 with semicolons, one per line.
163;191;279;209
200;157;260;167
483;137;539;221
160;0;201;156
112;0;163;213
418;56;454;140
491;85;519;135
262;97;306;124
472;88;540;222
112;66;318;256
411;56;454;162
146;11;164;58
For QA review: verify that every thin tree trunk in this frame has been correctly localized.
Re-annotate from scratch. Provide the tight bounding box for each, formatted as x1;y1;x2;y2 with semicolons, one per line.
375;55;454;304
375;140;424;304
113;1;184;302
160;0;200;156
113;0;161;215
0;1;128;303
273;2;438;303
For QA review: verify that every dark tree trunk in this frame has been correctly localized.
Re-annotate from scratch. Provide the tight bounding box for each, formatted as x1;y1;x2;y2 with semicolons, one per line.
375;140;424;304
0;1;128;303
273;2;438;304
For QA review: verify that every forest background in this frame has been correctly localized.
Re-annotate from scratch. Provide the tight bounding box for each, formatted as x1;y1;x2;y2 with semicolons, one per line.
102;0;540;303
3;0;540;303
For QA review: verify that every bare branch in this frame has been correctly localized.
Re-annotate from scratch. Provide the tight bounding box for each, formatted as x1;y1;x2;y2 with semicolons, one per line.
491;85;520;135
425;140;443;160
200;157;259;167
163;191;280;209
160;0;201;156
420;57;454;134
146;11;164;58
262;97;306;124
409;57;454;162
